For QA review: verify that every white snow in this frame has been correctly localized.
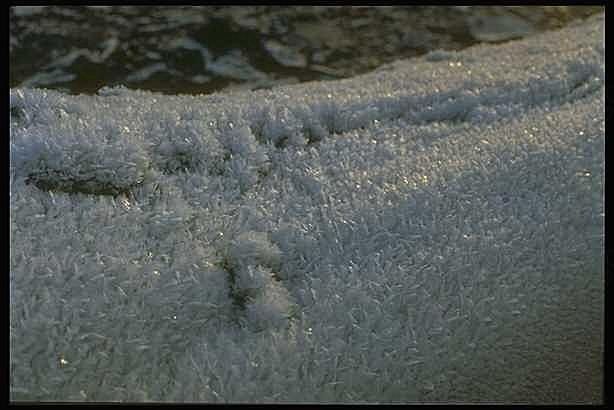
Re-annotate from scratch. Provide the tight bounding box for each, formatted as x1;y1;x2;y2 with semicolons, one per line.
9;13;604;403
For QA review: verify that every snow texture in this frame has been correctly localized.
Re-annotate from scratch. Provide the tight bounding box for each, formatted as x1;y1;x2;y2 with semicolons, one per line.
10;14;604;403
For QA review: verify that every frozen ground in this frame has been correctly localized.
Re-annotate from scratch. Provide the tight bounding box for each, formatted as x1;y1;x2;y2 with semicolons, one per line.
9;13;604;403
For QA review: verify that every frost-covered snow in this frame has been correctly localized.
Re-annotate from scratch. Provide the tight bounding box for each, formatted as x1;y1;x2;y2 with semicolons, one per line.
9;14;604;403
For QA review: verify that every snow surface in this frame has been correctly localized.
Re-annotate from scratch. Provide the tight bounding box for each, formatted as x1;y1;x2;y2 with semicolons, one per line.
10;14;604;403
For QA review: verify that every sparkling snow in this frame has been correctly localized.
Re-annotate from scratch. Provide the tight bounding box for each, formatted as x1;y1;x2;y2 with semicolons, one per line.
9;14;604;403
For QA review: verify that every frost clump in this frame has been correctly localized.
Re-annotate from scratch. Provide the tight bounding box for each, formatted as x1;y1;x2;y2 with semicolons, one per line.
245;275;295;331
148;114;224;174
223;232;295;331
226;231;282;272
233;264;271;296
261;105;309;148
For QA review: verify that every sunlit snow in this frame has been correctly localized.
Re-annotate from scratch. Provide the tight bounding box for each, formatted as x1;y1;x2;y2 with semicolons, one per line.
9;14;604;403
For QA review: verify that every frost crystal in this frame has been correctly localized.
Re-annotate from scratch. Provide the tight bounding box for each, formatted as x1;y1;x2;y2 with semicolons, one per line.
9;13;604;403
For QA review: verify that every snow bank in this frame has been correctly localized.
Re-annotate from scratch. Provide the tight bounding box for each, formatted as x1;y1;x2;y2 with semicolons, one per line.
10;14;604;403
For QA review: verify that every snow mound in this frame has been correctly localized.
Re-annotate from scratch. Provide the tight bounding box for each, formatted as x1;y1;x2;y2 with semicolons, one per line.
10;14;604;403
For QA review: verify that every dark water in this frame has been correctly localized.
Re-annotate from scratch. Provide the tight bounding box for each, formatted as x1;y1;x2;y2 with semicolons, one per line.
9;6;604;96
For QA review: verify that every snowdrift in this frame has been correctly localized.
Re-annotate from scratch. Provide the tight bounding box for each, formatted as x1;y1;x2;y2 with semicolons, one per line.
10;14;604;403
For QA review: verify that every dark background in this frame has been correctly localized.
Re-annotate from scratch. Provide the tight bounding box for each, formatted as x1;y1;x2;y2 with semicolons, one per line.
9;6;604;95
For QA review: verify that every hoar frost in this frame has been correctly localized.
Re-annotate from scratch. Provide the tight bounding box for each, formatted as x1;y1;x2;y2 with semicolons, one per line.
9;14;604;403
